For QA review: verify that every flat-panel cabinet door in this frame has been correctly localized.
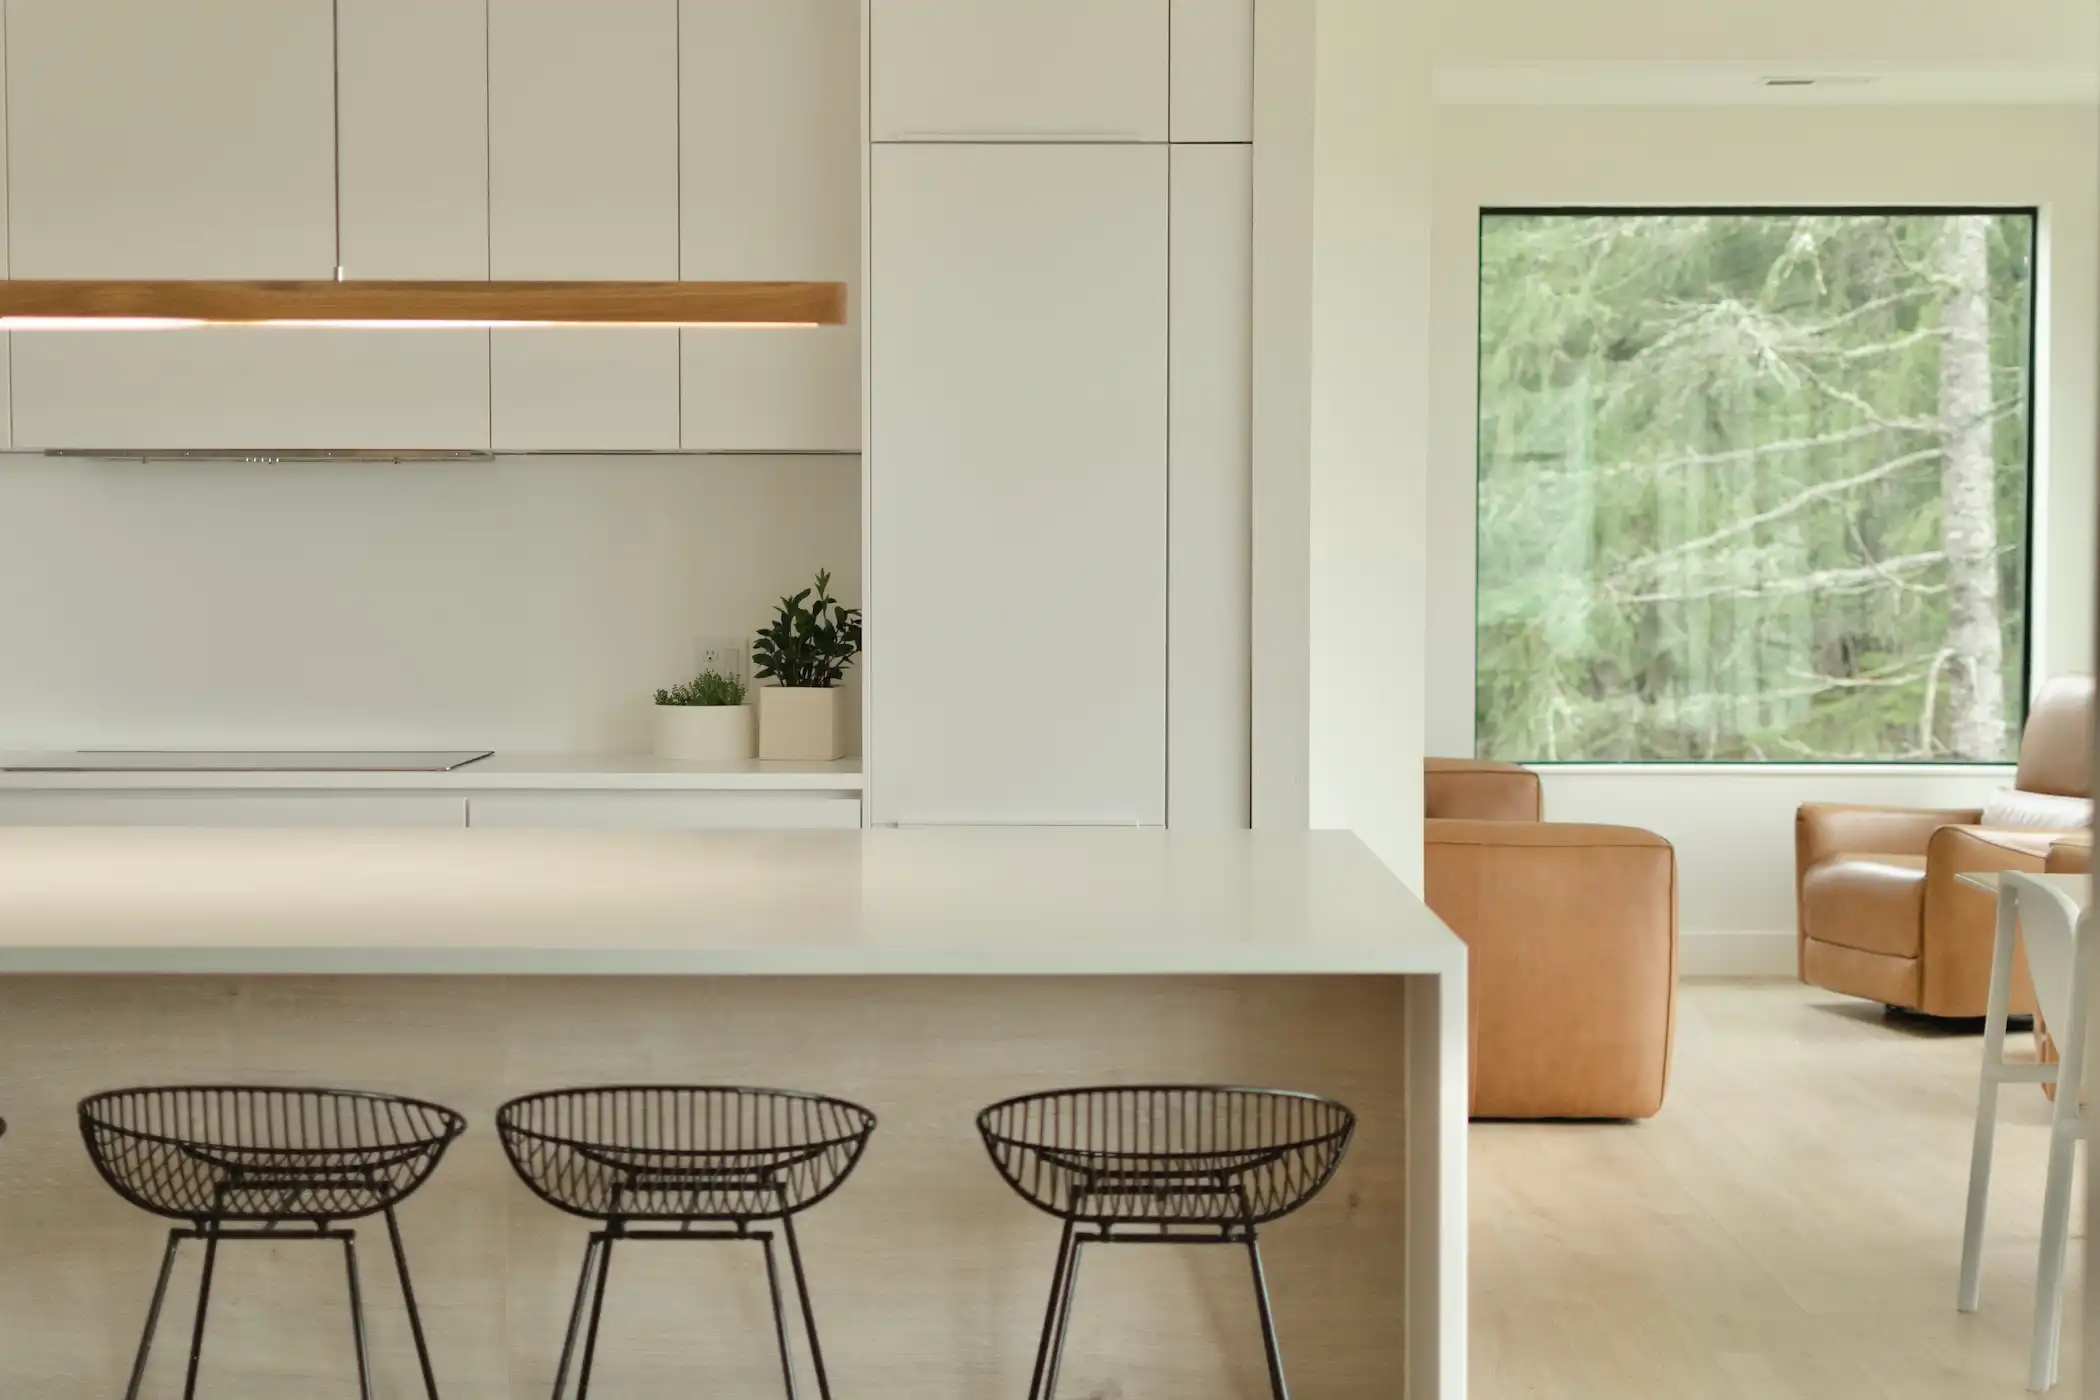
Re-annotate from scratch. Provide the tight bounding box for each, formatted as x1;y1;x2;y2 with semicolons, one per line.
1168;146;1252;829
467;793;863;829
1171;0;1254;142
0;794;468;827
870;144;1167;825
489;0;681;450
8;0;336;278
6;0;488;449
681;0;860;451
870;0;1169;143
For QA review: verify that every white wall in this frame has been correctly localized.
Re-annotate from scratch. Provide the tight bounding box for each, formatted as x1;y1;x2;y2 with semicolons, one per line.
1426;103;2099;970
1432;0;2099;71
0;453;860;754
1250;0;1434;886
1305;0;1433;885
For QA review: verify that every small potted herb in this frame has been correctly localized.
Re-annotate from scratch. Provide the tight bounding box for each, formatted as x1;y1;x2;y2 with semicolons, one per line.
752;569;862;761
651;669;754;761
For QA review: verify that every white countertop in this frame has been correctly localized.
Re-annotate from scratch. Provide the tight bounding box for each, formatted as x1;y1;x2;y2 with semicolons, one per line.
0;752;862;792
0;827;1462;976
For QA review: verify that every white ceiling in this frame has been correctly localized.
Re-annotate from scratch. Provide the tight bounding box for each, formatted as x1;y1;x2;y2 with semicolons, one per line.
1429;0;2099;104
1433;62;2100;107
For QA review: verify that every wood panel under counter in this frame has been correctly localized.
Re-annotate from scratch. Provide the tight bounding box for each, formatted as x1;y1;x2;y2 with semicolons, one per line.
0;828;1467;1398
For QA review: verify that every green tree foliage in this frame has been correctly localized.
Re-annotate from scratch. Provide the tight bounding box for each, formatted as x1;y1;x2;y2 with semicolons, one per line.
1477;211;2034;762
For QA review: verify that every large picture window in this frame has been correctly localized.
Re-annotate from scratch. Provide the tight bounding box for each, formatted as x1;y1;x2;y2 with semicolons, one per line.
1476;209;2037;763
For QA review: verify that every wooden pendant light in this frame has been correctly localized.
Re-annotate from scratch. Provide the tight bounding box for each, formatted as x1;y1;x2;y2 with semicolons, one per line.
0;279;848;329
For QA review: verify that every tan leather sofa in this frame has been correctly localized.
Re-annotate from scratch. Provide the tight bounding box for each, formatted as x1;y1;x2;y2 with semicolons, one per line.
1423;759;1677;1120
1796;675;2095;1018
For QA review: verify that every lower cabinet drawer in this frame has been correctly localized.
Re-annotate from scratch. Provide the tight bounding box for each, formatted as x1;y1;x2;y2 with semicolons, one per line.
0;793;469;826
466;792;863;829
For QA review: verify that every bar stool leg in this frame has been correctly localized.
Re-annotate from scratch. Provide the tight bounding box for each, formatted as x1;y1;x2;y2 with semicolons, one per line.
761;1234;803;1400
1040;1237;1086;1400
180;1228;222;1400
1025;1220;1077;1400
780;1213;835;1400
574;1232;618;1400
342;1235;377;1400
550;1236;602;1400
1245;1234;1290;1400
123;1230;183;1400
383;1206;444;1400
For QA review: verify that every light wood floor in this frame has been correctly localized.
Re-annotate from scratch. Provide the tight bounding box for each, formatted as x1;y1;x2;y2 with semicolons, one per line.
1472;979;2083;1399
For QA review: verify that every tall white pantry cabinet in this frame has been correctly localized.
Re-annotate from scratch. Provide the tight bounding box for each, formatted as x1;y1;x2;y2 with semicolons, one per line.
865;0;1254;829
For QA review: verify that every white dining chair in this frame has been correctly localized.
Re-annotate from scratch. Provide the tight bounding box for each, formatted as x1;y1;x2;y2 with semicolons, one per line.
1958;871;2095;1392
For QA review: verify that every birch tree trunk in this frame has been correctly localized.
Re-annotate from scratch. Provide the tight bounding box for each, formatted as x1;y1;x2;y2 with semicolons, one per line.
1937;214;2007;759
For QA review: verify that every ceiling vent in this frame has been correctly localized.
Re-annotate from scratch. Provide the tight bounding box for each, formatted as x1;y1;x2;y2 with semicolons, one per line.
1759;75;1875;89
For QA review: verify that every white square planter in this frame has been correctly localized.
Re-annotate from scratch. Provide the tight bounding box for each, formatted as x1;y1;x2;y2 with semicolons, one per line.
759;687;848;761
652;704;756;761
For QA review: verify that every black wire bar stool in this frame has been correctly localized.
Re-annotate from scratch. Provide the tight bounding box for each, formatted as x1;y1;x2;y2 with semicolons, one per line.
977;1085;1356;1400
496;1086;877;1400
79;1085;467;1400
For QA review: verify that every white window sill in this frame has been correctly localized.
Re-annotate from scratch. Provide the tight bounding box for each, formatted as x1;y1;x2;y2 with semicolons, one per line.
1519;762;2018;779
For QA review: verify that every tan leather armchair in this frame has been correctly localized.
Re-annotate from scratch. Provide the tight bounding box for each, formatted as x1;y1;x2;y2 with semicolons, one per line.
2035;832;2091;1091
1796;675;2095;1018
2047;833;2091;876
1423;759;1677;1120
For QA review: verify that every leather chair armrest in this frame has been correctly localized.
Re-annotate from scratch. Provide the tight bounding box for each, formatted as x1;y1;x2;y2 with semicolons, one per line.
1796;802;1984;870
1917;825;2054;1017
2047;833;2092;875
1424;758;1543;822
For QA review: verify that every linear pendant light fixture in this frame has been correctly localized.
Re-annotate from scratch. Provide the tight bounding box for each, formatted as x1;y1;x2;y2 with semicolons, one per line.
0;279;848;330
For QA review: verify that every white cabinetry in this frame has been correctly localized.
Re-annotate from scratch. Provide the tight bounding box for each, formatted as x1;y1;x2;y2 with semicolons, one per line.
0;794;467;827
338;0;490;280
0;12;11;449
7;0;489;450
1171;0;1255;142
467;793;861;829
680;0;860;452
1168;145;1252;829
869;0;1170;142
869;144;1167;825
489;0;681;450
7;0;336;279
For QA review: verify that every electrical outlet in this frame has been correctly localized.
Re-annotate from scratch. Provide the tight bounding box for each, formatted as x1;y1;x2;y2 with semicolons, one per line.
696;638;746;690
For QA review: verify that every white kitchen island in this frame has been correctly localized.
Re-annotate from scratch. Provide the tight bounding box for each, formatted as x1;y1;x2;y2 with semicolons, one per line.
0;827;1466;1399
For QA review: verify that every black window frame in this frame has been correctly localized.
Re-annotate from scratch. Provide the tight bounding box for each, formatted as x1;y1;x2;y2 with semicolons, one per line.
1472;203;2042;767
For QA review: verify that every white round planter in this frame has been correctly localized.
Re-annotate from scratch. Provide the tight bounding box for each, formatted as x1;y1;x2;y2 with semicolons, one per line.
652;704;756;761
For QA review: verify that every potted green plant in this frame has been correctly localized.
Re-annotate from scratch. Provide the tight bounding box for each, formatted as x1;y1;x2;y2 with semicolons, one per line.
651;669;754;761
752;569;862;761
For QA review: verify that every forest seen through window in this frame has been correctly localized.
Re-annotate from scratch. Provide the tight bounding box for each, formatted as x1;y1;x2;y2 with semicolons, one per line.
1476;209;2036;763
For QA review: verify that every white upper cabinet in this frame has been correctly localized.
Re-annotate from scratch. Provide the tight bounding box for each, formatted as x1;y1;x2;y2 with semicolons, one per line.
489;0;681;450
337;0;489;280
0;12;11;450
8;0;336;277
7;0;487;449
680;0;860;451
870;144;1168;825
1171;0;1254;142
870;0;1170;143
